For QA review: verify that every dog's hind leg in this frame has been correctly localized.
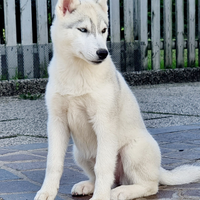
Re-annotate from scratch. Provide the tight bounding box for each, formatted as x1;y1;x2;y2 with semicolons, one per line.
111;165;159;200
111;137;160;199
71;146;95;196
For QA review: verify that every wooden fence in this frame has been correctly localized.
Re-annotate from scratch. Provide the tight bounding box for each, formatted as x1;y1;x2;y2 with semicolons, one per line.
0;0;200;80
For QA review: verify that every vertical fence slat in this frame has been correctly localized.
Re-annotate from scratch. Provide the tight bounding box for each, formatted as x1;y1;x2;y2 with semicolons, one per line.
151;0;160;70
109;1;120;43
138;0;148;70
109;0;121;70
4;0;17;79
187;0;196;67
124;0;134;43
4;0;17;46
36;0;48;44
198;0;200;66
36;0;49;78
163;0;172;68
133;0;138;40
124;0;134;72
20;0;32;45
51;0;57;19
0;46;2;79
176;0;184;68
0;46;6;79
20;0;34;78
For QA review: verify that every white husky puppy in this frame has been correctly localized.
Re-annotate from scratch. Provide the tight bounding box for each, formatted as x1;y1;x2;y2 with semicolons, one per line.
35;0;200;199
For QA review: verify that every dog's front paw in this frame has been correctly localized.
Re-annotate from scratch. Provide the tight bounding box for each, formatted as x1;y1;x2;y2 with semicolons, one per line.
111;187;128;200
71;180;94;196
89;194;110;200
34;189;57;200
89;197;109;200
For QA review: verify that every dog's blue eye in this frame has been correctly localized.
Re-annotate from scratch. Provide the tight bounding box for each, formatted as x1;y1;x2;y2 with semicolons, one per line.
78;28;88;33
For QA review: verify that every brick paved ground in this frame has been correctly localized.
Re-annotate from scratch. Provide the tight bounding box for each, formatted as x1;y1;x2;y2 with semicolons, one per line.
0;124;200;200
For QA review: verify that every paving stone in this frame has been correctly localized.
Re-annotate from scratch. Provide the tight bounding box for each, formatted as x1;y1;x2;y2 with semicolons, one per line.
64;162;83;173
22;170;45;184
0;169;20;181
65;152;73;159
167;182;200;189
0;193;64;200
0;180;40;193
68;144;74;152
166;149;200;161
161;157;186;166
68;195;92;200
5;161;47;171
0;154;45;162
6;143;48;151
160;148;176;155
31;150;48;157
146;189;179;199
59;184;76;195
183;189;200;197
30;150;73;159
153;131;200;144
188;140;200;145
160;143;200;151
22;168;87;187
60;168;87;186
148;124;200;135
0;149;16;155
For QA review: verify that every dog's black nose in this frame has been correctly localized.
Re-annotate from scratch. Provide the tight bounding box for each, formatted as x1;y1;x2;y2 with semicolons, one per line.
96;49;108;60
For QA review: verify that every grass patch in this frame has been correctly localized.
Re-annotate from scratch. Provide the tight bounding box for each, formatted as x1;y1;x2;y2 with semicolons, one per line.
19;93;42;100
147;49;199;70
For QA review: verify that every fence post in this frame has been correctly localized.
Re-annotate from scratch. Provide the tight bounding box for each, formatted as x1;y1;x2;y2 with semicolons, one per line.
187;0;196;68
138;0;148;70
36;0;49;78
151;0;160;70
51;0;57;19
176;0;184;68
4;0;18;79
124;0;134;72
0;46;6;80
198;0;200;67
109;0;121;71
124;0;134;43
0;46;1;79
163;0;172;69
133;0;138;40
20;0;34;78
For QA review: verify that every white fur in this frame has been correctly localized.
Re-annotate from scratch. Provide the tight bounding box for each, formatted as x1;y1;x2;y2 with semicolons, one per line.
34;0;200;200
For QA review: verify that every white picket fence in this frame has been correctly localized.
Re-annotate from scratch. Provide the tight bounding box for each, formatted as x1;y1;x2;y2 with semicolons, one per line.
0;0;200;79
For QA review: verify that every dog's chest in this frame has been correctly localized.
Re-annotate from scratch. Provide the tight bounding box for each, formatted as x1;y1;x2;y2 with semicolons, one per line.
66;96;97;155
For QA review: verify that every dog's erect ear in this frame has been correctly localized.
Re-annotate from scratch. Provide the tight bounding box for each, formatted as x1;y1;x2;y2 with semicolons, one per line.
56;0;80;16
97;0;108;12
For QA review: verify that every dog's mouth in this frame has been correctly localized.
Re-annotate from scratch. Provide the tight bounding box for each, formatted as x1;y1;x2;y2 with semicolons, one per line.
79;52;105;65
91;60;103;64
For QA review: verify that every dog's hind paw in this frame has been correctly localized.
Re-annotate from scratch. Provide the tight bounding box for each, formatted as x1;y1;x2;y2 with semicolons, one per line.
71;180;94;196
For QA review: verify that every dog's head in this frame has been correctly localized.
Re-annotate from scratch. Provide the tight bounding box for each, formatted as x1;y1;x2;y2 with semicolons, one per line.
52;0;109;65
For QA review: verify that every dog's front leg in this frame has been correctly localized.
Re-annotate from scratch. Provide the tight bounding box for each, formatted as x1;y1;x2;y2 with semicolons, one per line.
35;114;70;200
90;117;118;200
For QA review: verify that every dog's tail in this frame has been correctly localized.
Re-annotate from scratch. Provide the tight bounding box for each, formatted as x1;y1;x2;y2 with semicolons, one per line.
159;165;200;185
